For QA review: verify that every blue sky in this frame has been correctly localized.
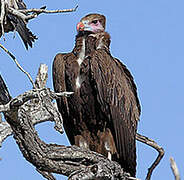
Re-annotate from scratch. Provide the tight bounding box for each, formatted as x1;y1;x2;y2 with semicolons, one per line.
0;0;183;179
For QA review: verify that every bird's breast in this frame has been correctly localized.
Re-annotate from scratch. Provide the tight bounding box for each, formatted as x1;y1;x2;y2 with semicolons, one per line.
75;37;86;89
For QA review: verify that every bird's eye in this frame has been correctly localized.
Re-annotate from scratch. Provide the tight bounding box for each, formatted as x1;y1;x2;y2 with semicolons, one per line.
92;20;98;24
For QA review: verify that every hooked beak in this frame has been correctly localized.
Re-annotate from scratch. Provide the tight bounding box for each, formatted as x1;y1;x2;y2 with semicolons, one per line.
77;22;85;32
76;21;92;32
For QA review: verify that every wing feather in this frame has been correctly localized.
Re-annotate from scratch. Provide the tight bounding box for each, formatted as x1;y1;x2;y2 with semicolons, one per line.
90;50;140;176
52;53;75;144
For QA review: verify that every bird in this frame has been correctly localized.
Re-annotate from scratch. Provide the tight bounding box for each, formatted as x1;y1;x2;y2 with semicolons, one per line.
0;0;37;49
52;13;141;177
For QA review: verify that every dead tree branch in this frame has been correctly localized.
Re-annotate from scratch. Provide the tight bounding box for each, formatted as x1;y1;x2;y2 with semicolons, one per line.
0;0;78;47
35;64;48;89
0;64;51;146
170;157;181;180
0;0;5;39
0;63;165;179
19;6;78;14
0;120;12;146
17;5;79;21
7;5;78;21
0;64;72;146
136;133;165;180
0;43;36;88
0;73;129;180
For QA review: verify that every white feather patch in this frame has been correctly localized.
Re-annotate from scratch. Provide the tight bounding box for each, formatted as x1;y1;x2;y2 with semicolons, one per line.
96;37;104;50
76;38;85;89
76;76;81;89
77;38;85;66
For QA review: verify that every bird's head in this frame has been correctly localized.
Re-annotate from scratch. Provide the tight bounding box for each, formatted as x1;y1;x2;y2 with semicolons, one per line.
77;13;106;34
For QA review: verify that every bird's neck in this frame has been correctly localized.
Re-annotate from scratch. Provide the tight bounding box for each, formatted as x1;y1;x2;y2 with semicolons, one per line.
73;31;111;57
73;33;96;57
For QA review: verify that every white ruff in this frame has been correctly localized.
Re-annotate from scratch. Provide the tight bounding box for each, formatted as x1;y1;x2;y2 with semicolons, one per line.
76;38;85;89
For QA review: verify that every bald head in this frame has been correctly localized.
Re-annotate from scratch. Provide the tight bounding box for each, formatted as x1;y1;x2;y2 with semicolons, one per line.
77;13;106;33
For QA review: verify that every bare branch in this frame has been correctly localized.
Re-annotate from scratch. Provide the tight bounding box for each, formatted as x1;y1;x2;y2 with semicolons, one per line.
0;1;78;49
35;64;48;89
7;5;78;21
0;0;6;39
0;63;73;147
0;64;48;147
20;5;78;14
0;74;128;180
0;120;12;147
136;133;164;180
170;157;181;180
0;61;165;179
0;43;36;88
0;102;11;112
22;5;78;21
7;7;28;23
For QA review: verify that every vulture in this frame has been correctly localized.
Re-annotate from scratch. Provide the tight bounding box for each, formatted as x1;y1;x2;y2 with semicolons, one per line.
52;13;141;177
0;0;37;49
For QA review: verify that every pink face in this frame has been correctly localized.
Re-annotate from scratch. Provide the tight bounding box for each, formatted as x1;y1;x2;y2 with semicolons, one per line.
88;20;104;33
77;19;104;33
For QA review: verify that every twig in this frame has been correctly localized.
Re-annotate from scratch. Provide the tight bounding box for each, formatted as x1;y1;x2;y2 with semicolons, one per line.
20;5;78;14
0;43;36;88
9;5;78;21
1;1;78;45
0;0;6;40
170;157;180;180
136;133;164;180
7;7;28;23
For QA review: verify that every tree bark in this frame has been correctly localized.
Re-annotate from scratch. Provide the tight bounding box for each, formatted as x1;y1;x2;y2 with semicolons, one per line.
0;65;129;180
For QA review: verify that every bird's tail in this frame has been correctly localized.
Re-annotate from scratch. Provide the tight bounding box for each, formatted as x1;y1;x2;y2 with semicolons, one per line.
15;18;37;50
6;14;37;50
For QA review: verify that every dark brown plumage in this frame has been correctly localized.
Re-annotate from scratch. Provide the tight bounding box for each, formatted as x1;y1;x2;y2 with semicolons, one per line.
52;13;141;177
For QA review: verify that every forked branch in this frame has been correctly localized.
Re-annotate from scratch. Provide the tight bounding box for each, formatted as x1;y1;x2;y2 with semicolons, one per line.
0;0;78;40
0;74;128;180
136;133;165;180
